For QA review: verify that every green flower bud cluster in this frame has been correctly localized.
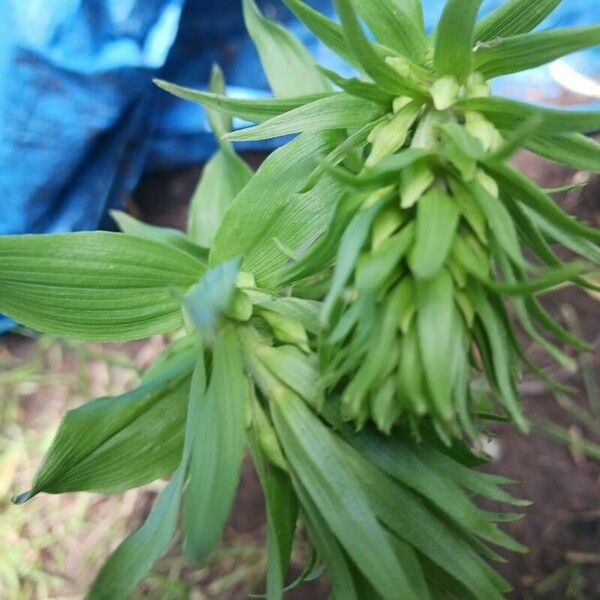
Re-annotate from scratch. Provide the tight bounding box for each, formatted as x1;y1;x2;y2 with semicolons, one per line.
320;69;585;441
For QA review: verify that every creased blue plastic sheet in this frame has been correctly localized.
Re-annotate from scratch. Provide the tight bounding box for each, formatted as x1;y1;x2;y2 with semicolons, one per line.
0;0;598;332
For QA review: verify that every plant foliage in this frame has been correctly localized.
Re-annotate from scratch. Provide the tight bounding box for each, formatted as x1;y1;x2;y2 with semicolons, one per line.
3;0;599;598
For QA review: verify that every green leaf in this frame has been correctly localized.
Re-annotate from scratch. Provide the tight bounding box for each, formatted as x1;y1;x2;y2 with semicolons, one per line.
252;294;321;334
154;80;331;123
526;132;600;173
205;64;231;139
211;131;345;288
14;349;195;502
343;425;524;551
416;270;456;421
474;25;600;78
242;0;330;97
409;187;461;279
486;160;600;242
434;0;482;82
334;0;426;98
184;326;247;564
88;351;207;600
475;0;562;42
282;0;359;68
88;466;184;600
469;287;528;431
258;344;318;403
342;444;509;599
0;232;204;341
188;147;253;247
460;96;600;135
293;477;360;600
322;201;384;324
249;444;298;600
319;67;394;105
225;93;385;142
272;392;418;600
467;181;525;267
111;210;206;261
352;0;427;60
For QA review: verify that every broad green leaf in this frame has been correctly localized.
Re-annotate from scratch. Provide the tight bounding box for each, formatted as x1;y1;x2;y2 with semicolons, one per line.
474;25;600;78
14;349;195;501
526;132;600;172
335;0;426;98
0;232;204;341
211;131;345;288
111;210;206;261
188;147;253;247
409;187;460;279
282;0;359;68
184;326;247;564
225;93;385;142
182;258;241;336
416;270;455;421
460;96;600;135
434;0;482;82
242;0;330;97
487;160;600;242
88;351;207;600
154;80;332;123
352;0;427;60
272;392;418;600
475;0;562;42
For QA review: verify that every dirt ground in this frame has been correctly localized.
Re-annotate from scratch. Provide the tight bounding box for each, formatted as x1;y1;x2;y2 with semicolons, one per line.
1;149;598;599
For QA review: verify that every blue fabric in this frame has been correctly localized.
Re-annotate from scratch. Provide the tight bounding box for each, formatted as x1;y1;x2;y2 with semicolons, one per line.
0;0;599;333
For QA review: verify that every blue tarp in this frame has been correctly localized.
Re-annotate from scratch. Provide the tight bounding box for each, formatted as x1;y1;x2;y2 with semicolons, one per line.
0;1;598;332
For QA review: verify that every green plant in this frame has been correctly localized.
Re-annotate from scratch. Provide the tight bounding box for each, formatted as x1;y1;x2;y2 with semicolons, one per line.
1;0;599;598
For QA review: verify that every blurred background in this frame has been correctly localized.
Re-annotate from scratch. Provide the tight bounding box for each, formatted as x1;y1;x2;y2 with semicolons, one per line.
0;1;599;598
